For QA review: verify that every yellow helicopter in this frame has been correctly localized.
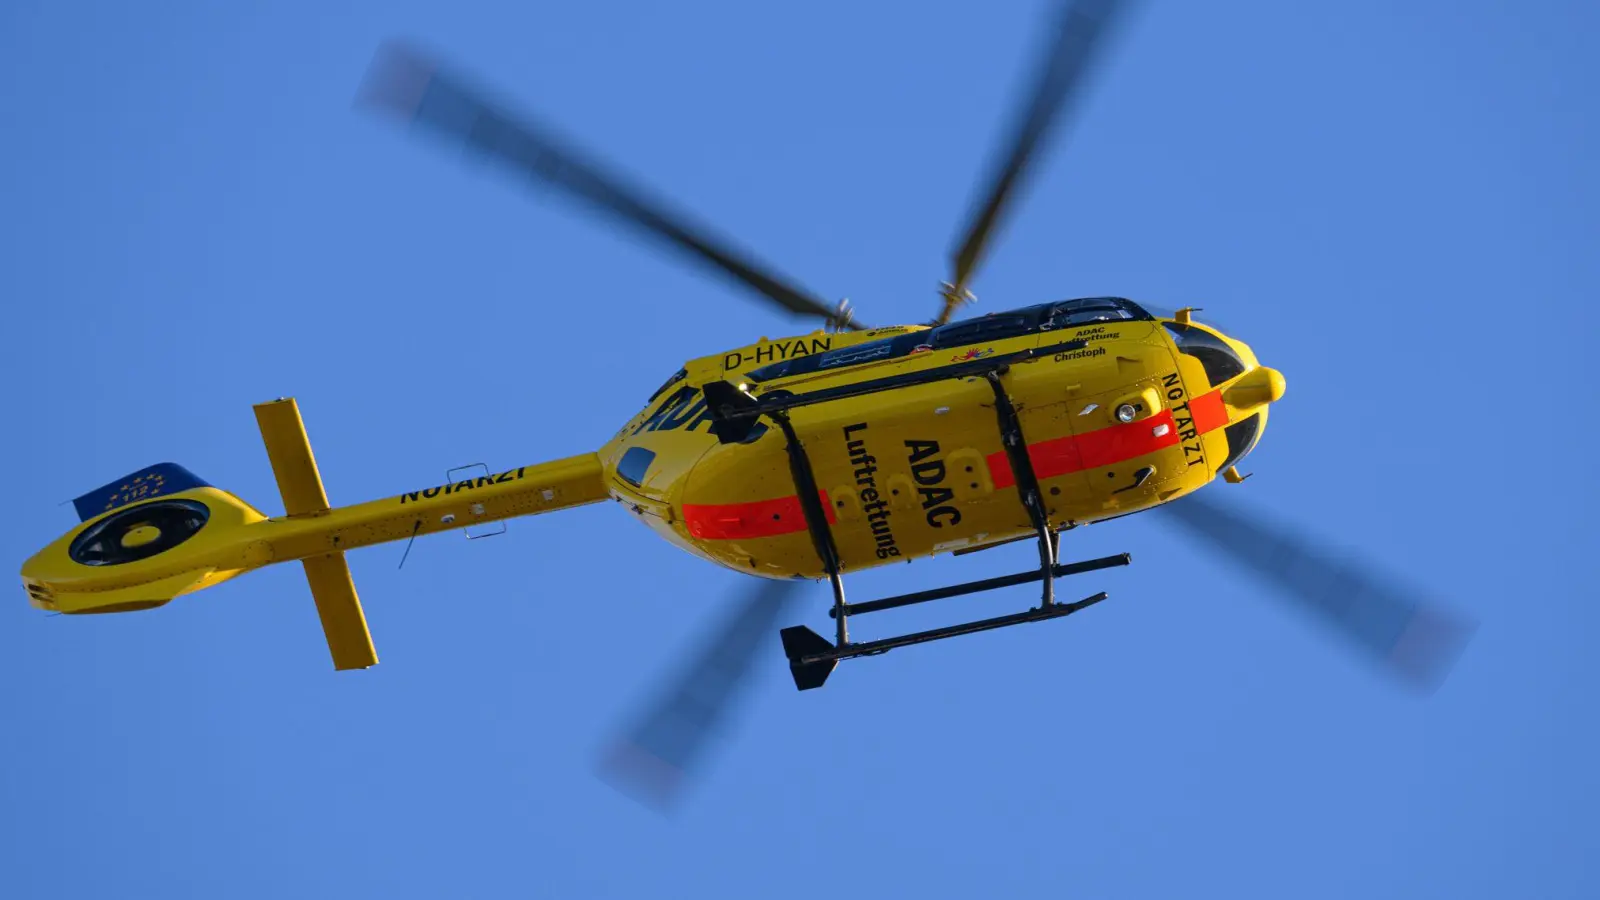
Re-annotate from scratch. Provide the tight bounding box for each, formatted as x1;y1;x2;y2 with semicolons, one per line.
19;0;1471;806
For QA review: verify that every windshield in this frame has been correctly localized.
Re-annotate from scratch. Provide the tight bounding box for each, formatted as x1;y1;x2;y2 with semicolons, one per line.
1163;322;1246;386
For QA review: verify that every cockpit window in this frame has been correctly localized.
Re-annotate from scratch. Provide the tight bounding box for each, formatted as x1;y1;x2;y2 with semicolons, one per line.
1219;414;1261;473
648;368;687;403
1163;322;1246;386
746;330;925;383
1046;298;1144;329
745;297;1153;383
927;312;1036;348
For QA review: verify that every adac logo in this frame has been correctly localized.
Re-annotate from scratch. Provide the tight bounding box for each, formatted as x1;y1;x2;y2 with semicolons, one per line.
951;348;994;363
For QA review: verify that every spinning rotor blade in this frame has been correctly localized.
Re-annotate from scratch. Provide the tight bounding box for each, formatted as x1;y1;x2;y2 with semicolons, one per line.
940;0;1135;324
598;577;805;811
359;42;863;330
1159;493;1477;690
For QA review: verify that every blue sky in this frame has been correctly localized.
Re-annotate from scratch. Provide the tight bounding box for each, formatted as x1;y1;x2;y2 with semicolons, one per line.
3;1;1596;897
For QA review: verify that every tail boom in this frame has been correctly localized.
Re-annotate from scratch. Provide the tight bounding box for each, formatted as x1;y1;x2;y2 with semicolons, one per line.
257;452;607;562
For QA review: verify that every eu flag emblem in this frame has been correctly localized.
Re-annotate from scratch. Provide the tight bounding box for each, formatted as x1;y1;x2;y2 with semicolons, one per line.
72;463;210;523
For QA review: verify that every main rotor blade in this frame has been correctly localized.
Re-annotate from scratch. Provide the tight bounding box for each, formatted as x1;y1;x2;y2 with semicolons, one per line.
1158;492;1477;691
359;42;864;330
598;576;806;812
940;0;1136;324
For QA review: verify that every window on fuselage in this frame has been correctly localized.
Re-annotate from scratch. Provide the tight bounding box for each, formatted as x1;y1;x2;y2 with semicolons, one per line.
1163;322;1247;387
617;446;657;489
648;368;687;403
746;331;927;383
747;312;1043;383
927;312;1037;348
743;299;1152;383
1046;297;1148;329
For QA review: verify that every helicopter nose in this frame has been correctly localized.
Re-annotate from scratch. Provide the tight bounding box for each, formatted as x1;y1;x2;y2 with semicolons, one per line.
1223;366;1286;410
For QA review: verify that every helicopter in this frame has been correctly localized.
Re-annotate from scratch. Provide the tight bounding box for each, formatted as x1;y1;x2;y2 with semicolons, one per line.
19;0;1473;809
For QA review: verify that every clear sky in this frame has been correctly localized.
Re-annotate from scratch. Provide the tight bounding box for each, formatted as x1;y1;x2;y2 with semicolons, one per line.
3;1;1597;897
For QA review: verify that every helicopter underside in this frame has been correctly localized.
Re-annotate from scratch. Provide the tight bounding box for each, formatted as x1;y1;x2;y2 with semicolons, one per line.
598;321;1251;688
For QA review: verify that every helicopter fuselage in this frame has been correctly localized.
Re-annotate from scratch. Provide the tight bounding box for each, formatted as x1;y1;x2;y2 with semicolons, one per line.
599;298;1285;580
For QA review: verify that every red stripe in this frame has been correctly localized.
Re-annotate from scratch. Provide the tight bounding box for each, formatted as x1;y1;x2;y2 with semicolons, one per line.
989;389;1228;489
685;389;1232;541
683;490;835;540
1188;389;1228;434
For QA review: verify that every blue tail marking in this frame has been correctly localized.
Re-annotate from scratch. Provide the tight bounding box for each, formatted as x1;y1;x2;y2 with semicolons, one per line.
72;463;210;522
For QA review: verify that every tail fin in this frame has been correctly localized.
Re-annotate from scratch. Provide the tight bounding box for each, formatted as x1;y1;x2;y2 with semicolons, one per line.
24;462;269;615
70;462;212;523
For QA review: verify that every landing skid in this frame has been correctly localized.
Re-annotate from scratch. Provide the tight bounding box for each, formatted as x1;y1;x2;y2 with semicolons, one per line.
780;557;1124;690
705;345;1131;691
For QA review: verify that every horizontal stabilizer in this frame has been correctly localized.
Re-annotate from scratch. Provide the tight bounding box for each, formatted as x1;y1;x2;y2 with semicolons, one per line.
253;398;332;517
302;553;378;670
779;625;837;691
253;398;377;670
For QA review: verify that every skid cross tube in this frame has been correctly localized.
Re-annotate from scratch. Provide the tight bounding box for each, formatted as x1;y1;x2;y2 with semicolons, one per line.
798;592;1110;668
830;553;1130;618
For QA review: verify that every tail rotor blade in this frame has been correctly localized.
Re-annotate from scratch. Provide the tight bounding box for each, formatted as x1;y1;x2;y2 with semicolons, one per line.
598;577;806;811
1159;492;1477;690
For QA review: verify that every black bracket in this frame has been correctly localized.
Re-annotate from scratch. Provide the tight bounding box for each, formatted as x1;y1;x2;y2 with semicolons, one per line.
982;369;1058;606
770;413;850;649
